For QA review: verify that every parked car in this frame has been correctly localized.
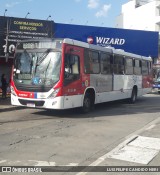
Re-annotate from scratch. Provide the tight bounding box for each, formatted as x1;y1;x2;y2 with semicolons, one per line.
153;77;160;94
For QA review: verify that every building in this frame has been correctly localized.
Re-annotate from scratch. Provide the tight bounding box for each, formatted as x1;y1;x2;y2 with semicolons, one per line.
0;15;158;87
0;16;53;85
115;0;160;63
54;23;158;58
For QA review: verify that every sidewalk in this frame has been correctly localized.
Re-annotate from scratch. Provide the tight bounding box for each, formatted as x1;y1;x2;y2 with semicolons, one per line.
0;97;23;112
96;117;160;169
75;119;160;175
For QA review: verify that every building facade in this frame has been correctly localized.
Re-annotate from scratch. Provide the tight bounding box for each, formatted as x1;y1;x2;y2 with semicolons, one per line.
0;16;53;85
0;15;158;87
115;0;160;62
54;23;158;58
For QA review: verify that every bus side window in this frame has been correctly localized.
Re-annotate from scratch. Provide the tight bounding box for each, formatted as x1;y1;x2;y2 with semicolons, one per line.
84;49;100;74
64;54;80;80
101;52;112;74
148;61;152;75
92;51;100;74
134;59;141;75
113;55;124;75
125;57;133;75
84;49;90;73
142;60;148;75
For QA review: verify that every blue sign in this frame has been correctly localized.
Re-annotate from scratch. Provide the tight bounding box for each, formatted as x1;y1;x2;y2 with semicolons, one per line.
32;77;42;85
54;23;159;58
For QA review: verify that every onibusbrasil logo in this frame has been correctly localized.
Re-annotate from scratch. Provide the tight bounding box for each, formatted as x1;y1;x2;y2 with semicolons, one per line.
87;36;94;44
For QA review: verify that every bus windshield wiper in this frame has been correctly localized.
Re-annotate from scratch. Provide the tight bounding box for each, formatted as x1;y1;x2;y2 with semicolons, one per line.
36;49;51;66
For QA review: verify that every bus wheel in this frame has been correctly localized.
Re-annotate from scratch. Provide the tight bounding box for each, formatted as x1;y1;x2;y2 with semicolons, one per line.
82;94;92;113
129;88;137;104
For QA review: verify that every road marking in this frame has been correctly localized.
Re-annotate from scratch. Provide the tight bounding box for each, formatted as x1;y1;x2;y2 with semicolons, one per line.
67;163;79;166
29;160;56;166
0;160;7;164
0;159;78;167
76;117;160;175
145;124;156;130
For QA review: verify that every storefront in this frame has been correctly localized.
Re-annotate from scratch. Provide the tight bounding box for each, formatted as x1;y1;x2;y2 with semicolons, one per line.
0;16;53;86
54;23;159;58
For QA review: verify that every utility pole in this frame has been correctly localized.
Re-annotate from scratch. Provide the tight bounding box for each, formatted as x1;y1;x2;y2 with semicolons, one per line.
2;9;9;62
4;18;9;62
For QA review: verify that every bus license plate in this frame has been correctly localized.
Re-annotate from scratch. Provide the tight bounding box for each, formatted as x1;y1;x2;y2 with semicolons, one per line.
27;103;35;107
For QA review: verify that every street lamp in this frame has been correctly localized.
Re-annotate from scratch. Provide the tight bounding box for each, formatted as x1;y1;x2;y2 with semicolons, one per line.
4;9;7;16
47;15;51;20
25;12;30;18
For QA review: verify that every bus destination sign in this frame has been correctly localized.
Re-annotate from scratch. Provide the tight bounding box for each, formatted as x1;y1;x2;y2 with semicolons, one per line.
17;40;62;50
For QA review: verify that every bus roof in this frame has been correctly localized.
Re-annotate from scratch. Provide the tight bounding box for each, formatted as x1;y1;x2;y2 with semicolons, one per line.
63;38;152;61
16;38;152;61
63;38;113;53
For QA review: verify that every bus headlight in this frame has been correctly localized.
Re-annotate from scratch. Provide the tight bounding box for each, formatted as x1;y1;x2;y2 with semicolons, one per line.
11;86;17;96
48;88;60;99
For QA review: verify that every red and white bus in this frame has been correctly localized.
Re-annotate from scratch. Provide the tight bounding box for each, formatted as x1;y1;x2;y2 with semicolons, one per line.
11;38;153;112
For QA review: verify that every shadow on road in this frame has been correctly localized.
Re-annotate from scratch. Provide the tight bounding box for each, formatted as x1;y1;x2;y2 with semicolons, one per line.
31;93;160;119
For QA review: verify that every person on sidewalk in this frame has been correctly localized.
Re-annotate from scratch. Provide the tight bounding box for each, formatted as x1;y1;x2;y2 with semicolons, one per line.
1;74;7;99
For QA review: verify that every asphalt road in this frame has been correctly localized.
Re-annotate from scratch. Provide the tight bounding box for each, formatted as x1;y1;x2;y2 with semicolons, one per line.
0;93;160;175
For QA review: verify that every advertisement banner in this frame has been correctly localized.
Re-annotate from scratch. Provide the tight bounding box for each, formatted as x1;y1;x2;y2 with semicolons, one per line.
54;23;159;58
0;16;53;58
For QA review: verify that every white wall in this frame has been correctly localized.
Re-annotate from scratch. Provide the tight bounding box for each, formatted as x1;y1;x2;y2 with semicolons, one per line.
116;0;158;31
116;0;160;61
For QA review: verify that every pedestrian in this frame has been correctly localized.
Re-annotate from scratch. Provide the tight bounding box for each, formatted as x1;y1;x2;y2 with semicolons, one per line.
1;74;7;99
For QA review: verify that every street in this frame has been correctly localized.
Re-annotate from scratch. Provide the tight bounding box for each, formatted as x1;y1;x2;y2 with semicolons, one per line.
0;93;160;175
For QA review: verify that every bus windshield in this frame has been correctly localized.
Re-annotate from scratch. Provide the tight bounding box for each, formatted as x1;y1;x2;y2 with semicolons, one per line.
13;50;61;86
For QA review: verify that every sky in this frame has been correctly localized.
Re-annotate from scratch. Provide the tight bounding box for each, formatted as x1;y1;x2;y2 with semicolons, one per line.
0;0;129;28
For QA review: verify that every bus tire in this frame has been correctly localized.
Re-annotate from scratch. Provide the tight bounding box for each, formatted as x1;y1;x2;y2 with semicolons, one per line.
82;94;92;113
129;88;137;104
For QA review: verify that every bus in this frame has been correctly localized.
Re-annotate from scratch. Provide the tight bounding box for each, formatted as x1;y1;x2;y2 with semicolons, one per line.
11;38;153;112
